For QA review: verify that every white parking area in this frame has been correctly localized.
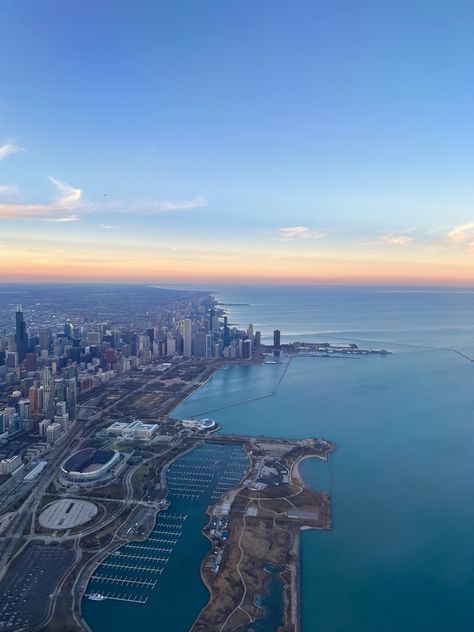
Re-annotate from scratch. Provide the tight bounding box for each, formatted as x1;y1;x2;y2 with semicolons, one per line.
39;499;98;529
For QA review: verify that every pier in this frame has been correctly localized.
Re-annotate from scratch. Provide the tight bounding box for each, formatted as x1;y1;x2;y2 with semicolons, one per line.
84;442;250;614
85;592;148;604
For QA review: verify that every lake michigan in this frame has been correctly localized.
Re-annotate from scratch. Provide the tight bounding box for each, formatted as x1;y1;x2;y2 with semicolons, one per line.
87;285;474;631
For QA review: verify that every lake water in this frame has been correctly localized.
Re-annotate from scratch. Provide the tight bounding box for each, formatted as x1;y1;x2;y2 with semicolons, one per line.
87;285;474;631
174;285;474;631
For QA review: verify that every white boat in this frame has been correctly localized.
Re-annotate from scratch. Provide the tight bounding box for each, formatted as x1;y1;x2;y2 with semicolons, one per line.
88;593;106;601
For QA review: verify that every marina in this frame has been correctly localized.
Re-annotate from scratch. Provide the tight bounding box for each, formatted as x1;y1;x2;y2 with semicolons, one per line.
83;441;250;629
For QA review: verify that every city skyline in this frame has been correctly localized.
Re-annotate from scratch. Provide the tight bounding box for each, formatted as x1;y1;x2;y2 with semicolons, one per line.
1;1;474;284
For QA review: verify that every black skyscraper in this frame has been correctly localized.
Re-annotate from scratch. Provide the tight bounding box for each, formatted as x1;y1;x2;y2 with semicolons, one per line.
273;329;281;357
223;316;230;347
15;306;28;362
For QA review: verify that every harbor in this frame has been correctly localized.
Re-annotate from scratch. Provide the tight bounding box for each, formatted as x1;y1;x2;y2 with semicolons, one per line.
82;441;250;631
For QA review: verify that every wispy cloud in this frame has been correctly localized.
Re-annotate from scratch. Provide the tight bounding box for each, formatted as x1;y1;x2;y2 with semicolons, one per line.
277;226;325;241
0;184;18;195
119;195;208;214
0;142;24;160
377;232;415;246
0;177;82;220
48;177;82;209
446;222;474;244
46;214;80;223
268;252;323;261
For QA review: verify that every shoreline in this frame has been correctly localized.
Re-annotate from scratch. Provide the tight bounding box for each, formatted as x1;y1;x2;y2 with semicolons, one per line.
191;439;334;632
43;361;332;632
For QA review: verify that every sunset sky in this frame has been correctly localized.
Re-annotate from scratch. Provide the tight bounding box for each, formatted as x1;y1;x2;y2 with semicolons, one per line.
1;1;474;284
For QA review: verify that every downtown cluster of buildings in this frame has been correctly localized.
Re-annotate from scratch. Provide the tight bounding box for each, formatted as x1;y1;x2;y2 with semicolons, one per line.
0;297;266;474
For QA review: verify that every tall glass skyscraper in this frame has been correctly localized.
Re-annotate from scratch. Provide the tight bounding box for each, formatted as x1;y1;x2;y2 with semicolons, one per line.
15;306;28;362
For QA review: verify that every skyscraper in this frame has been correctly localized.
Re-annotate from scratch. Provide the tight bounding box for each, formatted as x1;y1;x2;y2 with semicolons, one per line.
273;330;281;357
193;332;207;357
66;378;77;422
223;316;230;347
42;368;56;420
64;320;74;339
183;319;192;356
15;306;28;362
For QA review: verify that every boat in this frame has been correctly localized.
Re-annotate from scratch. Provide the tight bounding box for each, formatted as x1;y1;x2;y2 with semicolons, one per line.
88;593;106;601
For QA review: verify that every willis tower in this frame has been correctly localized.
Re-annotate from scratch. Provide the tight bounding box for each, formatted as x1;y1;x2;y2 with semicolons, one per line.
15;305;28;362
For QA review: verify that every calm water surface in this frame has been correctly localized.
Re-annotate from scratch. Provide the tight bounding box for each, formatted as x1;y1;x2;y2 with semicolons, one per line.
87;286;474;631
175;286;474;631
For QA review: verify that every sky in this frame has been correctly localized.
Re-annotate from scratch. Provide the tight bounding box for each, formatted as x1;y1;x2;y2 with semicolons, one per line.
1;0;474;284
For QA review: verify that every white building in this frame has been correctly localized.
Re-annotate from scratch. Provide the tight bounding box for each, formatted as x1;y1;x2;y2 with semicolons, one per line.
54;413;69;432
106;420;159;440
0;455;22;475
181;418;216;431
183;319;192;357
46;422;62;444
39;419;51;438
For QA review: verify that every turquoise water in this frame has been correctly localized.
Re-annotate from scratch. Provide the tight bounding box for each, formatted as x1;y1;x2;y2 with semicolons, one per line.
174;351;474;631
172;285;474;631
87;286;474;630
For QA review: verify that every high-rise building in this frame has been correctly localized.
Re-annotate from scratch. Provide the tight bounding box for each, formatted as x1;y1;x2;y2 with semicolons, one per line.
66;378;77;421
46;422;61;443
273;329;281;357
28;386;39;416
206;334;213;358
42;368;55;419
54;413;69;432
183;319;192;356
242;339;251;359
6;351;18;369
25;353;37;371
247;324;254;356
166;337;176;356
223;316;230;347
18;399;31;420
15;306;28;362
87;331;101;346
209;307;219;330
39;329;50;352
64;320;74;339
193;332;207;357
39;419;51;438
0;455;22;475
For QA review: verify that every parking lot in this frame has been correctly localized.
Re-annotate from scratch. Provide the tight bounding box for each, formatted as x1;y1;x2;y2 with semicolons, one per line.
0;543;74;631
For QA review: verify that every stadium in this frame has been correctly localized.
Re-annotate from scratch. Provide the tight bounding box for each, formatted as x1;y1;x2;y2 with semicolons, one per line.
60;448;120;482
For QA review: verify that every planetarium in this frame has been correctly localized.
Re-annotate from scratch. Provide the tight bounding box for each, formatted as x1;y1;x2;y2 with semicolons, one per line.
61;448;120;482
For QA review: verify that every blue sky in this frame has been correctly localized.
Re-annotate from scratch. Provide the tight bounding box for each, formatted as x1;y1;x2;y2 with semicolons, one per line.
1;1;474;282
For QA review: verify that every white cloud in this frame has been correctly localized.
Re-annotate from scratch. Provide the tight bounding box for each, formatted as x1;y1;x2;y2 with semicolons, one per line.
127;195;208;214
46;215;80;222
48;177;82;209
0;142;23;160
0;164;206;222
277;226;325;241
0;184;17;195
0;177;82;220
378;232;415;246
446;222;474;244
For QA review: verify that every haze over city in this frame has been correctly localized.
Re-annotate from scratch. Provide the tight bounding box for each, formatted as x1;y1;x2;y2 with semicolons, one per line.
1;1;474;284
